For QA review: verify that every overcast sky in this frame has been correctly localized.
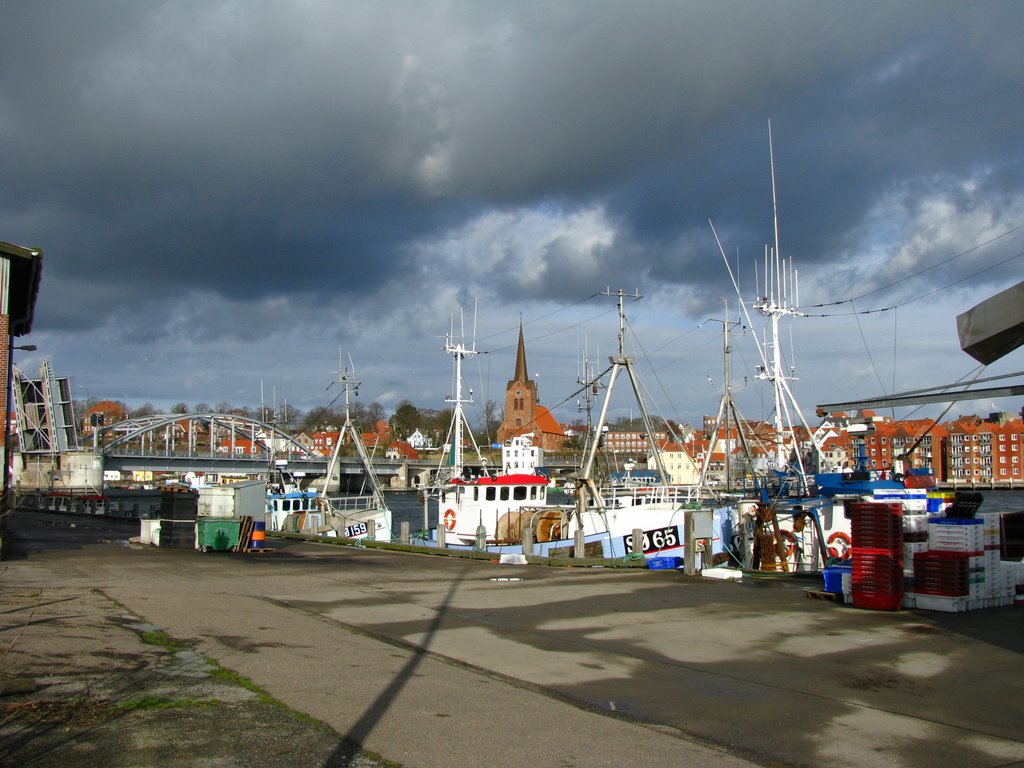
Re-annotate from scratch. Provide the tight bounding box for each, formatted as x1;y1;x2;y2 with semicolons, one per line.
2;1;1022;432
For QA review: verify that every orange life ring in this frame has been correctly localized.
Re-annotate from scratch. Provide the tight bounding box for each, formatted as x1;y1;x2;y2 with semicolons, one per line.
826;531;852;560
443;508;456;531
780;529;798;560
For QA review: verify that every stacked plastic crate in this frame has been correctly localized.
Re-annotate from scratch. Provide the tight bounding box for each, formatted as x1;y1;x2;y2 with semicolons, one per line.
911;517;982;612
850;501;903;611
981;512;1013;607
901;511;930;608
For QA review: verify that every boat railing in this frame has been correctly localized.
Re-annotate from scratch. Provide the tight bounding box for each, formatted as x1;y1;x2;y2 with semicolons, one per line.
323;493;382;512
600;483;702;508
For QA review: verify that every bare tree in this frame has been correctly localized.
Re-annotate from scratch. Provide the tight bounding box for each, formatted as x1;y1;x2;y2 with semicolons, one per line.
366;400;386;426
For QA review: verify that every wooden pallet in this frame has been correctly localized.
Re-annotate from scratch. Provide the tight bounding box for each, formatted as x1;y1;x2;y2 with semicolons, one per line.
234;515;276;553
805;589;843;602
235;515;254;552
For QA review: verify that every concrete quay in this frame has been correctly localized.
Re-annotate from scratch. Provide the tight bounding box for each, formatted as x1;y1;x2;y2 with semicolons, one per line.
2;510;1024;768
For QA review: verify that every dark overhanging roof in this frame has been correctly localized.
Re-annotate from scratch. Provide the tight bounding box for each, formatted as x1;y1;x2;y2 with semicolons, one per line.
957;280;1024;365
0;240;43;336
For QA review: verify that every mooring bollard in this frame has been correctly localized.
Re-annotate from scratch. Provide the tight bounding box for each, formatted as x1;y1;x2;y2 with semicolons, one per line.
522;520;534;557
632;527;644;557
574;527;585;558
475;524;487;551
400;521;410;544
437;523;446;548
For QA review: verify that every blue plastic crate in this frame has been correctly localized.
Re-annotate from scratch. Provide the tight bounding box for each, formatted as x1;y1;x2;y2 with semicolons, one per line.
822;564;852;593
647;556;681;570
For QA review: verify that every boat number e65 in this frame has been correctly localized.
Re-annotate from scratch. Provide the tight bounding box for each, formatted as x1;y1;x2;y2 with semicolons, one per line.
623;525;680;554
345;522;369;538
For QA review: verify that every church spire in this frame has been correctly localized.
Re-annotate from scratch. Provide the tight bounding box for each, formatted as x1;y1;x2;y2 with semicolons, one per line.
514;321;528;383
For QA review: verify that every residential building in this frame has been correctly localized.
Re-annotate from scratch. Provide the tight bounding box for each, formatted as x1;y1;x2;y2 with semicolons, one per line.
406;428;431;450
654;440;700;485
603;430;668;459
386;440;420;461
81;400;129;436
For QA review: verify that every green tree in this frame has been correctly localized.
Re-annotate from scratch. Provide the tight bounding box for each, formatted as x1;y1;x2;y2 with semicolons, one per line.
390;400;420;438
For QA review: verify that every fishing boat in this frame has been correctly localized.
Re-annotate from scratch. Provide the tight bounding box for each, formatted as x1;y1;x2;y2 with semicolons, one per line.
266;358;393;541
429;292;722;563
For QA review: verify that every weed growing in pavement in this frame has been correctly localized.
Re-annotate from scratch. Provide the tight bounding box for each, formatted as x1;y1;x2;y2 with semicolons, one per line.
119;695;219;711
205;660;334;731
140;629;188;652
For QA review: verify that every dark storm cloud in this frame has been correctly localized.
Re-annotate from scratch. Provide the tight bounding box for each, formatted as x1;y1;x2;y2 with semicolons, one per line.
1;1;1022;419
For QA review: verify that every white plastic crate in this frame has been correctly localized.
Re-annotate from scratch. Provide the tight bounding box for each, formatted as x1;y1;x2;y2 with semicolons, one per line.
914;594;970;612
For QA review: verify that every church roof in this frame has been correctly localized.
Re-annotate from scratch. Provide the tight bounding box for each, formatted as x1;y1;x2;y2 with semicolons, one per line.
504;405;565;438
514;321;528;383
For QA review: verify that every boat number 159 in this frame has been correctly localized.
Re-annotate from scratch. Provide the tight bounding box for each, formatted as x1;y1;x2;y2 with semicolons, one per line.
624;525;680;554
345;522;369;538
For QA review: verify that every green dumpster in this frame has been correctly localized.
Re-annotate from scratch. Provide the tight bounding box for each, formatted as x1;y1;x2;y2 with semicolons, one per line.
196;517;242;552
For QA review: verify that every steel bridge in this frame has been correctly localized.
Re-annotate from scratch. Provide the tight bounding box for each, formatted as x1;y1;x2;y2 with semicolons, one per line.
96;412;365;482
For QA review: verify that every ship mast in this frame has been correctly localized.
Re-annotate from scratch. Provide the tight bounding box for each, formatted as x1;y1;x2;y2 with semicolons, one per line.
323;354;388;509
439;305;486;484
713;122;826;491
751;121;823;481
701;298;755;493
576;289;667;515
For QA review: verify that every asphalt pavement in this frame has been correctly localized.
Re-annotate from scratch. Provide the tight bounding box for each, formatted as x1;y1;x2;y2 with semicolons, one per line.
2;510;1024;768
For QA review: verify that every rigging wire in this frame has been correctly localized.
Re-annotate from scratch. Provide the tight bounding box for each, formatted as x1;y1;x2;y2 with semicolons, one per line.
803;246;1024;317
898;365;988;461
850;297;890;398
624;317;685;438
474;292;605;346
477;303;619;356
804;222;1024;309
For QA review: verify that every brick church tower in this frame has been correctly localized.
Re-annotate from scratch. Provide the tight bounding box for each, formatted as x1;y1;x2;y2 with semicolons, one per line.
496;323;566;451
